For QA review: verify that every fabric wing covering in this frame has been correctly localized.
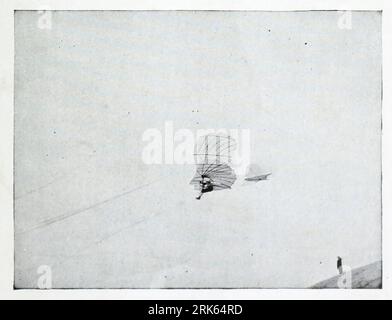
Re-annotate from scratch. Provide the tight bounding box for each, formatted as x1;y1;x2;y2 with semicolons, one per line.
190;134;237;191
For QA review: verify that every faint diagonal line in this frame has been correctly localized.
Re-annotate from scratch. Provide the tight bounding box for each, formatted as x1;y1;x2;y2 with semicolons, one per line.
17;211;161;276
15;179;160;236
14;176;64;200
56;213;160;264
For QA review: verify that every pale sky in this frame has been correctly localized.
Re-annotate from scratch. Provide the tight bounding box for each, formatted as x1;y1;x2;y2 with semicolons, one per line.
14;11;381;288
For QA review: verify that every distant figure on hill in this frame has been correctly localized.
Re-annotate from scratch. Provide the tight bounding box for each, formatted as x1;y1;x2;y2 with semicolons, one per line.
337;256;343;274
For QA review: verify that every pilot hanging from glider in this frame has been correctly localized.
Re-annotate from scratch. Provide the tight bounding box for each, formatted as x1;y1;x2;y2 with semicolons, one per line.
190;134;237;200
196;175;214;200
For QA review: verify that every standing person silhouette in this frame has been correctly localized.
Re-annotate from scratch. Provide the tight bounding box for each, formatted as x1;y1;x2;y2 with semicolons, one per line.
337;256;343;274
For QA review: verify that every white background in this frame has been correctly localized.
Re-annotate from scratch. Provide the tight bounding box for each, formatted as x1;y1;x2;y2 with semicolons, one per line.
1;0;392;299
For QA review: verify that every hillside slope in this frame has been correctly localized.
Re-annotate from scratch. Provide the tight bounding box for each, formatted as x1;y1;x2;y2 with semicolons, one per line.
311;261;381;289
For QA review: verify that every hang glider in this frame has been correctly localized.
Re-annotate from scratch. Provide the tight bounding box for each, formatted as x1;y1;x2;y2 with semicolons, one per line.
244;173;271;182
190;134;237;199
243;163;271;183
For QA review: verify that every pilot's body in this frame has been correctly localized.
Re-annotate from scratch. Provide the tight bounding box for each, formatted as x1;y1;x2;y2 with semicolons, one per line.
196;175;213;200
